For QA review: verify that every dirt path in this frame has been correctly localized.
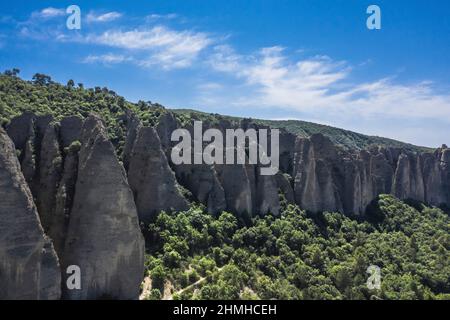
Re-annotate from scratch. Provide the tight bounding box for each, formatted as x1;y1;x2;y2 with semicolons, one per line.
166;266;224;300
140;266;224;300
139;277;152;300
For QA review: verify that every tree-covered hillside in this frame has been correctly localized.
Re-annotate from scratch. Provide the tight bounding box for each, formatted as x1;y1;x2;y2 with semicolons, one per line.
172;109;431;152
143;195;449;300
1;70;448;300
0;70;169;156
0;70;430;153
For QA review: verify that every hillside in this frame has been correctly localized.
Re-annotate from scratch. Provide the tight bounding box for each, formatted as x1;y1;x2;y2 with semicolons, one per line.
0;70;449;300
172;109;431;152
144;195;450;300
0;71;429;153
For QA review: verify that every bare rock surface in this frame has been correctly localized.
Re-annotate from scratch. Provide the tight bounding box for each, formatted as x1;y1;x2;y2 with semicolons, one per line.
0;127;61;300
62;115;144;300
128;126;189;223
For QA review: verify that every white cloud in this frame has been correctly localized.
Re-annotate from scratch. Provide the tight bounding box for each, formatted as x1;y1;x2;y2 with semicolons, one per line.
146;13;178;20
197;82;223;90
18;9;210;69
16;7;67;41
13;8;450;145
32;7;65;19
208;45;243;73
83;53;131;64
207;46;450;124
86;11;122;23
84;26;212;69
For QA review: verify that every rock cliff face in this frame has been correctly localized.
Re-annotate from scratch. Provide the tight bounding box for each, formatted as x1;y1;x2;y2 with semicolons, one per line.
62;115;144;300
293;133;450;214
1;110;449;299
1;114;145;300
293;134;343;213
0;128;61;300
153;114;450;217
155;117;290;218
127;126;189;223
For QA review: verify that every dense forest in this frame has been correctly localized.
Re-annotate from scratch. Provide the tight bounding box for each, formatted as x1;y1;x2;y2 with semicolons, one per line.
142;195;449;300
1;70;448;300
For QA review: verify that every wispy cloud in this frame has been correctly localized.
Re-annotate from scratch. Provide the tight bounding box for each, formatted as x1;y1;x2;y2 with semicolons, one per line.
84;26;212;69
82;53;131;64
146;13;178;21
9;7;450;146
31;7;65;19
16;7;212;70
15;7;68;41
206;45;450;123
86;11;122;23
208;45;243;73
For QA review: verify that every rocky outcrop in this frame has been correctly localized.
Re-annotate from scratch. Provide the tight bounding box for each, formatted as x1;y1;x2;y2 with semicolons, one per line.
5;113;54;191
441;148;450;204
2;113;145;300
36;123;63;233
1;108;449;299
127;126;189;223
62;115;145;300
156;111;180;157
59;116;82;148
0;128;61;300
293;133;450;214
155;116;286;217
6;111;36;150
155;114;228;215
52;146;78;255
293;134;343;213
215;163;253;220
175;163;226;215
254;168;281;216
275;172;295;204
122;110;142;171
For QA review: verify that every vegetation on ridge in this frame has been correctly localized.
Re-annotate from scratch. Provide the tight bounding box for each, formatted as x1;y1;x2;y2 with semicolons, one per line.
0;70;447;300
0;70;430;153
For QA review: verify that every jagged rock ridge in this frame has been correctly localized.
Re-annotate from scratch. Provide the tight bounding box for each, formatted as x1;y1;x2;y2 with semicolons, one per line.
0;127;61;300
293;133;450;214
1;113;145;300
63;115;144;299
1;110;449;300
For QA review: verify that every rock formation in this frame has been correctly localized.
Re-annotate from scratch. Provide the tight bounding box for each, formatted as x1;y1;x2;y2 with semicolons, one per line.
35;123;63;233
293;133;450;214
127;126;189;223
62;115;145;300
175;162;227;215
215;162;254;220
0;127;61;300
122;110;142;171
155;115;287;217
1;113;145;300
293;134;343;213
59;116;82;148
1;109;449;300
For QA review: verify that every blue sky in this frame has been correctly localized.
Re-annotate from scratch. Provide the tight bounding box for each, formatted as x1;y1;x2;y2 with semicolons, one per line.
1;1;449;147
